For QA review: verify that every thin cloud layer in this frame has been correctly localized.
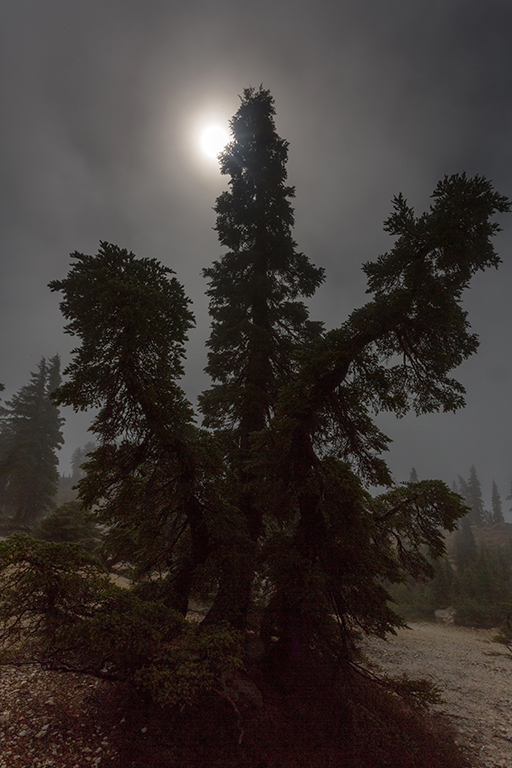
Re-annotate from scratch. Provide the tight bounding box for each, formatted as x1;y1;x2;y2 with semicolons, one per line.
1;0;511;511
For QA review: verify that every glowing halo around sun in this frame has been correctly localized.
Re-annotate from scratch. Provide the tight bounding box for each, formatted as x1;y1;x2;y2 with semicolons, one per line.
200;125;229;158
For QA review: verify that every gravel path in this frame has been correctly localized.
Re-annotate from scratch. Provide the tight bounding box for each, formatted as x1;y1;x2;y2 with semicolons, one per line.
363;622;512;768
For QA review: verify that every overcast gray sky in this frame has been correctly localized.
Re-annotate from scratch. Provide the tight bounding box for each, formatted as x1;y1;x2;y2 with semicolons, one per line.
1;0;511;514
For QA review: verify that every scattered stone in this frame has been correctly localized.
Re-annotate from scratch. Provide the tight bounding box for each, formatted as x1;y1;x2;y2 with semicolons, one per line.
434;607;455;625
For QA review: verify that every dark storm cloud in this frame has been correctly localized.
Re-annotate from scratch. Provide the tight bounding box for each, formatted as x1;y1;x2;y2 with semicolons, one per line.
1;0;511;512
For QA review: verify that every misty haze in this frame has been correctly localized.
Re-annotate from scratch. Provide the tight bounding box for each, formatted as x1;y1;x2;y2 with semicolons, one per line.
1;2;512;767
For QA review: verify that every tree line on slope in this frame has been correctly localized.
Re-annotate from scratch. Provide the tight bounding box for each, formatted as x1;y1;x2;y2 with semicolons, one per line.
391;467;512;628
455;464;506;526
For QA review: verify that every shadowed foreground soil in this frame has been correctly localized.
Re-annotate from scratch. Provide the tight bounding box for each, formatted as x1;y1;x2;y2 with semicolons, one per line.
0;645;472;768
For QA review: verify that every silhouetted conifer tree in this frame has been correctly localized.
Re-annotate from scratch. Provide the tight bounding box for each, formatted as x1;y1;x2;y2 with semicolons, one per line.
14;89;508;679
49;243;218;615
199;87;325;627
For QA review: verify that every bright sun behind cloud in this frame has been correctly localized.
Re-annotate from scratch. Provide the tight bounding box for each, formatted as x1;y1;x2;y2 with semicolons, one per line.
200;125;229;158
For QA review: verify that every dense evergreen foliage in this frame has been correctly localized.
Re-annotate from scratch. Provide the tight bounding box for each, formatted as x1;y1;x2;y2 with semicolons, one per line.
48;242;218;614
0;356;64;527
0;89;509;716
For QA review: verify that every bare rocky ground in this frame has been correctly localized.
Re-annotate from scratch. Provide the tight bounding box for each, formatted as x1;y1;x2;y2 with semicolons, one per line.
363;622;512;768
1;621;511;767
0;664;127;768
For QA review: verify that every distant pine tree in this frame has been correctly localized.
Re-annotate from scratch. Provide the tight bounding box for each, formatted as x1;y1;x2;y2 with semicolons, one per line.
491;479;504;524
506;480;512;515
409;467;419;482
430;557;455;609
453;516;477;572
457;475;469;504
0;356;64;527
466;465;485;527
71;441;96;483
71;448;85;483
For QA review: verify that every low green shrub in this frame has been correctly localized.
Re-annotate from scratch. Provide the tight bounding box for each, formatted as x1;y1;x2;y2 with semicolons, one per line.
0;535;243;709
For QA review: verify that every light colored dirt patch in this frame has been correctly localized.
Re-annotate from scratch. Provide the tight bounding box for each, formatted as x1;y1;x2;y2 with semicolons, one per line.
363;622;512;768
